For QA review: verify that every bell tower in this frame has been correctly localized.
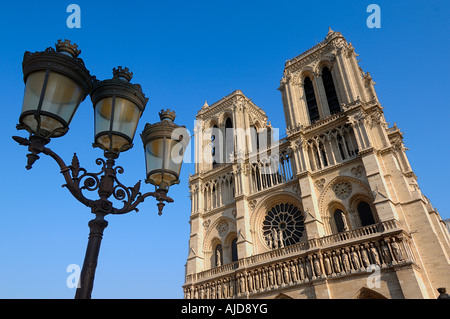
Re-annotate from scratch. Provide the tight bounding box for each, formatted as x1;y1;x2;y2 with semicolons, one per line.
187;90;273;277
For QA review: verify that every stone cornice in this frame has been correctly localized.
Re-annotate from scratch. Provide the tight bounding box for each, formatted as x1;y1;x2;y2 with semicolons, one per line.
283;29;347;75
309;156;362;178
247;179;299;201
286;98;382;140
196;90;268;124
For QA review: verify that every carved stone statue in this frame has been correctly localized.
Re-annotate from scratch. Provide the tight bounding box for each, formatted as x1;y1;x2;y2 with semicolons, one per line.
290;261;298;282
391;240;404;262
283;262;291;284
370;243;381;266
223;279;228;298
332;252;341;273
185;288;191;299
266;233;273;249
247;271;254;292
229;278;234;297
261;268;268;289
216;249;222;267
239;274;246;294
341;211;349;231
272;229;279;249
211;283;216;299
323;254;332;275
350;247;361;270
268;266;275;286
279;229;285;248
217;280;222;299
305;257;313;279
313;256;322;276
254;270;260;290
360;245;371;268
381;243;392;264
275;265;282;285
342;249;351;272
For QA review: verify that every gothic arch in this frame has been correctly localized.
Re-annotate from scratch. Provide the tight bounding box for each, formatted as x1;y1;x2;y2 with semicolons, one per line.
218;111;234;128
315;58;335;76
204;118;219;129
208;237;223;268
223;231;238;263
327;200;350;234
250;191;305;254
318;176;373;235
353;287;387;299
348;193;378;228
299;67;315;82
203;216;236;258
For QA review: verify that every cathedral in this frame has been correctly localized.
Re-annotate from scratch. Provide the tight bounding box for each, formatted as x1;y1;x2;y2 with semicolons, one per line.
182;29;450;299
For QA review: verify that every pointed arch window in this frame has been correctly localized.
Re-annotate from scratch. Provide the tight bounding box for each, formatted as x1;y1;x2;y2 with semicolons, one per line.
319;142;328;167
231;238;238;262
304;77;320;123
250;125;259;151
337;134;346;160
322;67;340;114
357;201;375;226
225;117;234;162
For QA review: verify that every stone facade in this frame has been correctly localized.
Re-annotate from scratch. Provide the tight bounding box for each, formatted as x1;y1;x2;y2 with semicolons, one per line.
183;29;450;299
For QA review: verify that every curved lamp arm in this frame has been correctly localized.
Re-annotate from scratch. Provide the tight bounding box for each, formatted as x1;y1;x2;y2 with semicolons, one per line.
13;135;96;209
112;186;174;216
12;135;171;216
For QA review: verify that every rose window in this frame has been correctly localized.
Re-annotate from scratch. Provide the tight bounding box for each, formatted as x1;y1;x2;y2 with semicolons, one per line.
262;203;304;249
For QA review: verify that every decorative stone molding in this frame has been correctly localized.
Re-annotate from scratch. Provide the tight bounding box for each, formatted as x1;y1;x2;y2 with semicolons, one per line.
249;199;257;211
351;165;365;178
315;178;326;190
333;181;352;200
217;220;229;237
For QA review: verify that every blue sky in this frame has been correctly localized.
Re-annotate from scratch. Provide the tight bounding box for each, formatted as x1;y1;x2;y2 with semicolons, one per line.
0;0;448;298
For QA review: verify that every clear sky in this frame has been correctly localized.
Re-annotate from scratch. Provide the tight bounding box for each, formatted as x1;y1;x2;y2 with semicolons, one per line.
0;0;449;299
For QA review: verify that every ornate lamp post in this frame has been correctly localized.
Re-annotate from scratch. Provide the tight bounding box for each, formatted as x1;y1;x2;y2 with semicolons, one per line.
12;40;189;299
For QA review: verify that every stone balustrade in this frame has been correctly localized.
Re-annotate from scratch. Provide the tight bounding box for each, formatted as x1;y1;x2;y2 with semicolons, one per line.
183;219;414;299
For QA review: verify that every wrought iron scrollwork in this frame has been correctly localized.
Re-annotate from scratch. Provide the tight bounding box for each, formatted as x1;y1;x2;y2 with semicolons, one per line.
13;135;173;216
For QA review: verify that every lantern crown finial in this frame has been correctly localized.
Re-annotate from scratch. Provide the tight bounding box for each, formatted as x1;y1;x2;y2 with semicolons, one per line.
113;66;133;82
159;109;176;122
55;39;81;58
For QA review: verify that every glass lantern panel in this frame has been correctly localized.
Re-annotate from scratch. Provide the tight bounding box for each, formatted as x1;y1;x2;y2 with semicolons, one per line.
22;71;45;114
145;137;180;186
145;137;164;185
94;97;113;136
41;71;83;123
165;137;184;177
111;97;141;141
21;71;83;134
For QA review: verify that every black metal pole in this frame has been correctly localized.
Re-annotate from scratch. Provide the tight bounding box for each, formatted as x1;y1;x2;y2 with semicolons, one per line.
75;215;108;299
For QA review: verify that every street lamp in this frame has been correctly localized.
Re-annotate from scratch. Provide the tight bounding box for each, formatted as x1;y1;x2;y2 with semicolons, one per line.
12;40;189;299
91;66;148;154
141;109;189;214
